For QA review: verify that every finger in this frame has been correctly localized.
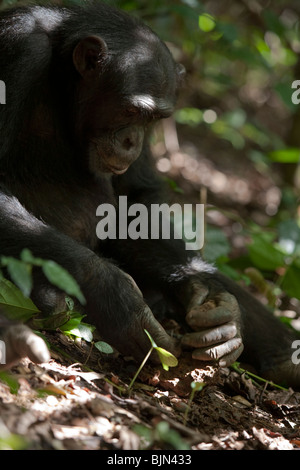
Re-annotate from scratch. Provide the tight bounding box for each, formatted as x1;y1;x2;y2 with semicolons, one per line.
192;337;243;362
121;334;153;363
2;325;50;368
182;322;237;348
189;284;209;306
216;292;240;313
21;331;51;364
142;310;181;359
186;305;233;329
218;344;244;367
118;306;181;363
124;328;180;365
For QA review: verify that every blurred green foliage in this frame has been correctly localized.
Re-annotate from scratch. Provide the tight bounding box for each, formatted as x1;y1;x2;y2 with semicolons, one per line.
108;0;300;161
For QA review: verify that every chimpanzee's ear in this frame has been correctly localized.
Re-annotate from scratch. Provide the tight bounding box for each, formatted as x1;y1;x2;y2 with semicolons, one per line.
73;35;108;78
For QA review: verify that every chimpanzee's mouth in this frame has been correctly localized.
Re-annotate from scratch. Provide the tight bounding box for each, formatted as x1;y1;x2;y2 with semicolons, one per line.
107;165;129;175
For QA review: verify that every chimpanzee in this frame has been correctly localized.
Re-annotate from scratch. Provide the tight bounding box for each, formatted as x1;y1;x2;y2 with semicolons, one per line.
0;2;299;387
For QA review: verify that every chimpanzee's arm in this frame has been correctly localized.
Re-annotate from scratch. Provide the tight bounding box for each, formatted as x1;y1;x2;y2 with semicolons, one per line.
0;190;179;362
110;147;243;366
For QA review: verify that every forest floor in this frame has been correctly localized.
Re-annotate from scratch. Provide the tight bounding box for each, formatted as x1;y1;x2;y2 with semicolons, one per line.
0;327;300;451
1;125;300;452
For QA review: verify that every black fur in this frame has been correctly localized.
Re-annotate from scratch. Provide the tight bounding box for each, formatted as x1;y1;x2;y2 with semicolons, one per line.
0;3;299;387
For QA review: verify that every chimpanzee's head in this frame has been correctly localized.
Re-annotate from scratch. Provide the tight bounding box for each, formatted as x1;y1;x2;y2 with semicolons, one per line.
71;14;184;176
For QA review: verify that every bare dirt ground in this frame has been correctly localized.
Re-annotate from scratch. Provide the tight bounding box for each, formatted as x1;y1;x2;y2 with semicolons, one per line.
1;326;300;451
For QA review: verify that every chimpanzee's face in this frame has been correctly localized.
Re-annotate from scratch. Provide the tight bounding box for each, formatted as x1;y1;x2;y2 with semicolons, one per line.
72;31;184;176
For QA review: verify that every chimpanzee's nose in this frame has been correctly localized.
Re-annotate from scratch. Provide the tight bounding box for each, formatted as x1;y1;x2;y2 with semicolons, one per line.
116;125;144;152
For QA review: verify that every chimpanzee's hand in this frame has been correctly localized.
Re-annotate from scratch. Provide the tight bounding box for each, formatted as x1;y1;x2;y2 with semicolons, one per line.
88;265;181;363
181;275;243;367
0;323;50;369
126;301;181;363
123;272;182;362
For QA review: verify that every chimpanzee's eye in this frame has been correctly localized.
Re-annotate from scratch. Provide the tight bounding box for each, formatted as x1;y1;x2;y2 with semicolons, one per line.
125;107;140;117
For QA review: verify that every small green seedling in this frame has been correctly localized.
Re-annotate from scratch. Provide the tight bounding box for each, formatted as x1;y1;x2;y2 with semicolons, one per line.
144;330;178;371
184;381;205;424
133;421;190;450
231;362;288;391
128;329;178;391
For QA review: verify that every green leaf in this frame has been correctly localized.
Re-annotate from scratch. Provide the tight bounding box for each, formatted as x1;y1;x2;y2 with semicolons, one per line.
132;424;153;443
262;10;285;36
217;263;241;281
67;323;94;342
175;107;203;126
169;4;200;21
223;109;246;129
191;381;205;392
164;177;185;194
1;254;33;297
144;329;178;371
156;421;190;450
248;235;286;271
0;279;39;322
199;14;215;33
216;22;238;43
31;311;70;330
156;347;178;371
203;226;231;263
6;259;32;298
0;371;19;394
94;341;114;354
59;312;85;332
19;250;86;305
275;83;298;111
42;261;86;305
0;434;28;451
20;248;40;265
268;148;300;163
281;262;300;300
